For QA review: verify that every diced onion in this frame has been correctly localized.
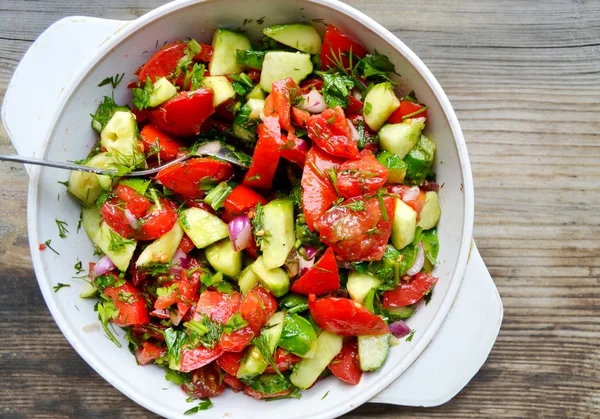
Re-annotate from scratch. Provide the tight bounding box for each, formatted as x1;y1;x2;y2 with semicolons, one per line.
194;140;222;156
402;186;420;202
124;209;139;229
300;90;327;114
389;320;411;338
347;118;360;143
299;257;315;276
170;310;183;326
228;215;252;252
93;256;116;277
304;247;317;260
351;88;362;100
406;242;425;276
170;248;189;274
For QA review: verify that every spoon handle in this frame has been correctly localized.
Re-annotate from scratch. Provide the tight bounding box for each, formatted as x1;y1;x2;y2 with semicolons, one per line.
0;154;119;175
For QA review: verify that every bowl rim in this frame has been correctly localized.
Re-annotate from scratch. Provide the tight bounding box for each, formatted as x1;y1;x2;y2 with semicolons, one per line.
25;0;474;417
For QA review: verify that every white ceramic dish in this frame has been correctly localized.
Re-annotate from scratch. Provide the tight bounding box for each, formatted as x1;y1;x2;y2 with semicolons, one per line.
2;1;477;417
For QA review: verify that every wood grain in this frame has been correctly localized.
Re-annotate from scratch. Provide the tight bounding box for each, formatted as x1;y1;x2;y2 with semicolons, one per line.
1;0;599;417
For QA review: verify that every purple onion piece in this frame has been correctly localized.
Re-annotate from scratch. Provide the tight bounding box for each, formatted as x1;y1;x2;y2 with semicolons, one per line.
93;256;116;277
228;215;252;252
406;242;425;276
389;320;411;338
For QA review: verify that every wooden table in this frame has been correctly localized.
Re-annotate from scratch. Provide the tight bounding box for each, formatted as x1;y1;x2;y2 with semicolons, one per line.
1;0;599;417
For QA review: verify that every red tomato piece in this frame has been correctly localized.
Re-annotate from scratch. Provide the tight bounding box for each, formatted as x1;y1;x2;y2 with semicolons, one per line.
154;279;179;310
223;185;268;218
139;124;185;162
214;98;237;122
243;116;282;189
301;146;344;231
38;243;47;251
148;89;214;137
291;248;340;296
382;273;438;307
200;116;230;134
114;184;153;218
387;100;428;124
386;184;411;196
337;149;388;199
243;387;292;400
138;42;187;83
178;234;195;254
193;43;214;63
155;157;234;199
269;77;300;133
264;348;302;374
247;69;261;83
180;346;224;373
216;351;245;376
223;374;245;391
328;338;362;385
194;291;242;324
300;78;324;94
291;106;310;128
135;341;166;366
308;295;390;336
321;24;368;71
182;363;226;397
131;107;148;124
103;280;150;326
137;198;179;241
316;196;396;261
219;325;255;352
239;286;278;334
346;95;364;117
306;106;358;159
279;133;309;167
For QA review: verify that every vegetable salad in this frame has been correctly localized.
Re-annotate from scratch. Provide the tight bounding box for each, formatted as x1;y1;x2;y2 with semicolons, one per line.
61;22;442;408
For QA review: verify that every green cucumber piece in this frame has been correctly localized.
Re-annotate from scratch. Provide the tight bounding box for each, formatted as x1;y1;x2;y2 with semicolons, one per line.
237;311;285;379
263;24;322;54
391;198;417;250
205;239;243;278
404;134;436;185
261;198;295;270
79;281;98;298
250;256;290;297
358;334;390;371
259;51;313;93
347;271;383;304
67;152;116;206
362;82;400;131
377;150;407;184
238;265;260;295
178;207;229;249
148;77;177;107
379;118;426;159
278;294;308;314
246;85;265;100
289;331;343;389
136;222;184;267
417;191;441;230
209;28;251;76
278;313;317;357
386;306;415;320
232;98;264;143
100;110;143;168
202;76;236;106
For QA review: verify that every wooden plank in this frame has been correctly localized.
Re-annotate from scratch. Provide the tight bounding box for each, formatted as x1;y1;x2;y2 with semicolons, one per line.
0;0;598;417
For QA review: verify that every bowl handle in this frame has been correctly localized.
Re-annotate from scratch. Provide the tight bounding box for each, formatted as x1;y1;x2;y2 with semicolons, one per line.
371;242;503;407
1;16;129;172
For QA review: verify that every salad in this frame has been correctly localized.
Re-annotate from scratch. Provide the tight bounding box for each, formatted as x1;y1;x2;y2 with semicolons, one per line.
62;22;441;406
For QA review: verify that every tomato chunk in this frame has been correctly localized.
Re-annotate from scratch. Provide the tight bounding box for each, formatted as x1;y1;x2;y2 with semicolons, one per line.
300;78;324;94
182;363;225;396
317;196;396;261
138;42;187;83
148;89;214;137
223;185;268;218
280;134;309;167
321;25;368;71
337;149;388;199
382;273;438;307
291;107;310;128
180;346;224;373
328;338;362;385
135;341;166;366
387;100;428;124
243;116;282;189
291;248;340;296
140;124;185;162
103;281;150;326
301;146;344;231
219;326;255;352
194;291;242;324
264;348;302;374
308;295;390;336
178;234;195;254
216;351;245;376
223;374;245;391
155;157;234;199
307;106;358;158
239;286;277;334
265;77;299;133
346;95;364;117
193;43;214;63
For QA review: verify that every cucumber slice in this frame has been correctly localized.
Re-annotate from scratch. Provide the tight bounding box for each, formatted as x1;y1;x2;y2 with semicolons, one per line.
263;24;322;54
148;77;177;107
81;207;102;239
67;152;116;206
377;150;408;184
94;221;136;272
391;198;418;250
251;256;290;297
289;331;343;389
205;239;243;278
261;198;295;270
178;207;229;249
135;222;184;267
278;313;317;357
232;98;264;142
358;334;390;371
246;85;265;100
347;271;383;304
386;305;415;320
379;118;426;159
260;51;313;93
100;110;143;168
417;191;441;230
246;98;265;119
238;265;260;295
363;82;400;131
209;28;251;76
231;125;256;143
237;311;286;379
202;76;236;106
79;281;98;298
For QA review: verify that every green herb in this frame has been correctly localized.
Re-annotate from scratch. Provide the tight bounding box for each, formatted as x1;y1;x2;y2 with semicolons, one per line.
404;90;418;103
57;180;70;187
139;262;172;276
131;76;154;110
377;189;388;222
340;199;366;212
77;210;83;233
107;229;135;254
295;213;321;247
321;391;330;400
325;167;341;197
90;96;129;133
53;283;70;292
230;73;254;96
204;182;234;210
252;334;283;378
119;179;151;196
183;315;223;349
402;106;429;120
164;327;187;368
44;239;59;255
96;299;121;347
55;219;69;239
256;16;265;25
406;329;416;342
264;389;302;401
223;313;248;334
93;273;126;292
317;72;354;108
359;53;397;81
96;190;110;209
184;62;206;90
184;399;213;414
246;173;261;182
421;228;439;266
236;50;266;69
165;368;190;385
363;102;372;115
252;202;271;247
290;184;303;210
98;73;125;89
157;283;178;297
74;260;84;275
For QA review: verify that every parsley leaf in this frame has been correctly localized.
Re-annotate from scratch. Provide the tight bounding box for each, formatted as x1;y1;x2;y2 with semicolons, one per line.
96;299;121;347
184;399;213;414
230;73;254;96
406;329;416;342
119;179;151;196
53;283;70;292
359;53;397;81
318;72;354;108
131;76;154;110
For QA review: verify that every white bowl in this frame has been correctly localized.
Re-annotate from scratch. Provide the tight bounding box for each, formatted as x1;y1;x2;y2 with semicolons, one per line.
19;0;473;417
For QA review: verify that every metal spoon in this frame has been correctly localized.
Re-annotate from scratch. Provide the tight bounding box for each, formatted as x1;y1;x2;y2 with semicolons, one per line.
0;141;249;176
